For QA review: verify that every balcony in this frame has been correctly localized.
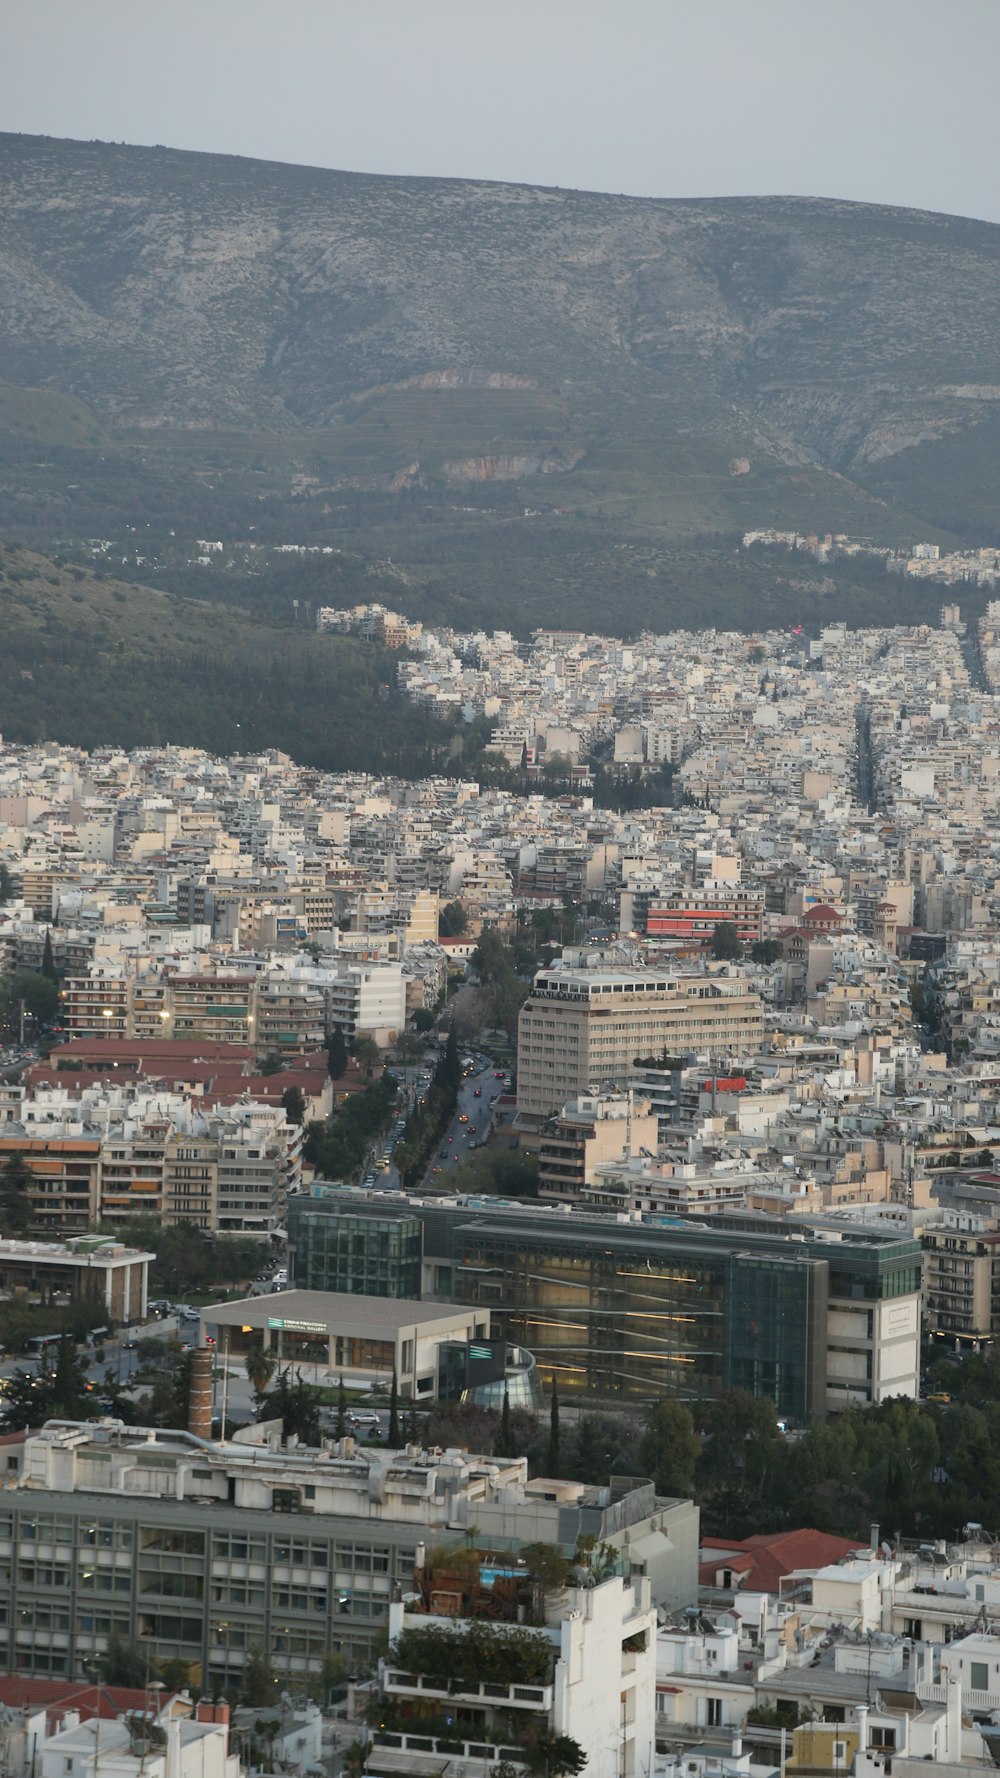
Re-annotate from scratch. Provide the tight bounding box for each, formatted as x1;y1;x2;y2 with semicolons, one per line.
383;1669;552;1710
369;1731;526;1775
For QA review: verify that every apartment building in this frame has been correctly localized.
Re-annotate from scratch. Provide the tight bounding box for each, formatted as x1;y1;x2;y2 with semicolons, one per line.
325;962;406;1044
517;960;764;1121
921;1221;1000;1347
536;1091;659;1203
374;1565;656;1778
641;885;766;945
0;1099;298;1235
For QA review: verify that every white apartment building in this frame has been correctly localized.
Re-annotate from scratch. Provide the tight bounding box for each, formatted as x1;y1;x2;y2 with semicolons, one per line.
326;961;406;1044
378;1569;656;1778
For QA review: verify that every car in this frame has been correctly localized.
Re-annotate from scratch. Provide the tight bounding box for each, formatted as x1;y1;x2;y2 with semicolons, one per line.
350;1410;381;1429
473;1088;482;1097
458;1113;469;1124
362;1173;376;1187
447;1135;453;1143
494;1070;505;1079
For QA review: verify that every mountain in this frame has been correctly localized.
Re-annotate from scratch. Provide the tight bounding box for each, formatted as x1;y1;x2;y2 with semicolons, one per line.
2;131;1000;631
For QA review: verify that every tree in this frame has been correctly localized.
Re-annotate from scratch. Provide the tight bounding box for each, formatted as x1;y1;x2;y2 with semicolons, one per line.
0;1155;34;1236
524;1730;587;1776
336;1373;348;1438
638;1399;700;1498
352;1034;381;1078
545;1379;561;1476
496;1387;515;1457
0;862;13;904
270;1369;322;1444
439;900;469;937
281;1084;306;1126
241;1646;278;1707
101;1629;151;1687
710;921;741;960
245;1345;277;1399
750;939;783;965
49;1332;90;1419
326;1026;349;1080
388;1369;401;1447
41;928;58;983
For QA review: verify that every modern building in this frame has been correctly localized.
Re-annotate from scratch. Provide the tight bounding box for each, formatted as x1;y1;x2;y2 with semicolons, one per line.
287;1189;921;1419
202;1289;496;1401
288;1202;423;1298
921;1221;1000;1348
0;1235;150;1323
516;961;764;1122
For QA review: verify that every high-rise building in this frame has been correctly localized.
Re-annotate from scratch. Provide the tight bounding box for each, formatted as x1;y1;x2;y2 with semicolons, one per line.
517;962;764;1122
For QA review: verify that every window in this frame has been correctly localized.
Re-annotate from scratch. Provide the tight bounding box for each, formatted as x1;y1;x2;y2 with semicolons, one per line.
706;1700;723;1728
971;1661;989;1692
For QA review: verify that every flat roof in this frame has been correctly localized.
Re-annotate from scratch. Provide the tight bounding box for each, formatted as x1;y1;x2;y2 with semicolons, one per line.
204;1289;477;1337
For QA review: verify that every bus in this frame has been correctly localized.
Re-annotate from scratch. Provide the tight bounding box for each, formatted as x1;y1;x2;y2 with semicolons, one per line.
25;1333;63;1359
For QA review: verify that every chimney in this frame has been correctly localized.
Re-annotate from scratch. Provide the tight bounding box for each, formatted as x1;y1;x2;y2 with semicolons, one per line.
196;1701;230;1728
189;1346;213;1440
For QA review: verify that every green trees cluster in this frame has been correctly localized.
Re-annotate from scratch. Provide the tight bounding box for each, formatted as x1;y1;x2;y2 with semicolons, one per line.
0;967;59;1038
395;1029;462;1187
1;1333;92;1429
304;1071;398;1179
470;927;531;1044
96;1216;269;1295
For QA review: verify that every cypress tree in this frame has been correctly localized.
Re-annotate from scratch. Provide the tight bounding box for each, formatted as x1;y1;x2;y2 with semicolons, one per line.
546;1378;561;1477
41;927;58;983
336;1374;347;1438
497;1386;514;1457
388;1369;401;1447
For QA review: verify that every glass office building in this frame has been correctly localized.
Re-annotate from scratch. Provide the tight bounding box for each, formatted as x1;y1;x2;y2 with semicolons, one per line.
288;1199;422;1298
287;1189;921;1420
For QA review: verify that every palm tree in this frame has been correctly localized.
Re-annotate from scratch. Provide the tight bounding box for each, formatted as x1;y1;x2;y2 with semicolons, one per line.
244;1346;276;1400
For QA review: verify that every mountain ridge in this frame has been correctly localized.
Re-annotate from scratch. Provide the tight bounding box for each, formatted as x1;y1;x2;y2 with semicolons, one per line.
2;131;1000;627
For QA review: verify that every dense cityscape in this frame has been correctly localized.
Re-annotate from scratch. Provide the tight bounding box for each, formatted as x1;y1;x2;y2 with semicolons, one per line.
0;600;999;1771
5;6;1000;1771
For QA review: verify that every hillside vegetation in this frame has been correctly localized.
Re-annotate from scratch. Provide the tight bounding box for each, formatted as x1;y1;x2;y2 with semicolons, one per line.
0;544;451;772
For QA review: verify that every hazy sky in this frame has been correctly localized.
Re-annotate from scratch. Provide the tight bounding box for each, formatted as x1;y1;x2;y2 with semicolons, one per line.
5;0;1000;223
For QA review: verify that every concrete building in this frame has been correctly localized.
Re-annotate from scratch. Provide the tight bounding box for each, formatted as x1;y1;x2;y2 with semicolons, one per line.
375;1564;656;1778
287;1189;921;1418
0;1235;150;1323
12;1419;687;1697
203;1289;495;1400
537;1091;659;1203
517;961;764;1122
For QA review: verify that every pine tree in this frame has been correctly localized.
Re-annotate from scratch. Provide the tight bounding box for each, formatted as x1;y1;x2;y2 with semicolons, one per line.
388;1369;401;1446
546;1378;561;1477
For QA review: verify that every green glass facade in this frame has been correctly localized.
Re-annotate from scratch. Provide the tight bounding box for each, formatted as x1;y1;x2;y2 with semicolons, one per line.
287;1189;922;1419
288;1200;421;1298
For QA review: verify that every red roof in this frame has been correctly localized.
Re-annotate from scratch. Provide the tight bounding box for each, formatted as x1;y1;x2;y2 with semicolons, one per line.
0;1678;183;1721
801;904;842;925
699;1528;868;1593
